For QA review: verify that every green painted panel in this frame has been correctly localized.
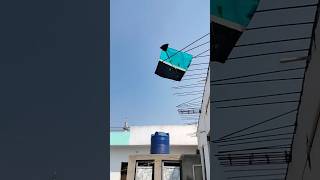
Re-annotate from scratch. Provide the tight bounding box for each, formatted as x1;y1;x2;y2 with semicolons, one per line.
211;0;260;28
110;131;130;145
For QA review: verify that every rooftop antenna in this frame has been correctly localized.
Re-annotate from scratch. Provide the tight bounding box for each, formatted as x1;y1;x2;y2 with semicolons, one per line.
123;121;130;131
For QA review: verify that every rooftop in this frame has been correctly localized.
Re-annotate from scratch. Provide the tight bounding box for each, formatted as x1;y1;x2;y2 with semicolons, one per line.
110;124;198;146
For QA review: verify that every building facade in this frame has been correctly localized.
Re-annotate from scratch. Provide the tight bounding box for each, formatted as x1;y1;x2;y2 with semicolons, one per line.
110;125;199;180
196;70;210;180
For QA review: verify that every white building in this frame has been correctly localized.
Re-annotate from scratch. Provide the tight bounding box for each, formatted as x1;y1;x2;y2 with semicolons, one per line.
196;70;210;180
110;124;199;180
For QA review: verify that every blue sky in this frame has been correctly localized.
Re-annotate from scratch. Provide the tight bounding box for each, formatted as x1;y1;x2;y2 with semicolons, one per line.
110;0;209;127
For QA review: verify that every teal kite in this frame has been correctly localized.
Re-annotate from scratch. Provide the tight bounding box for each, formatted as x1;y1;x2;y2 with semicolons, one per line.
155;44;193;81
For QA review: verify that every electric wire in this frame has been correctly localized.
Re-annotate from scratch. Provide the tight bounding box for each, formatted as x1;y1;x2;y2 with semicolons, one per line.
217;137;292;147
213;132;294;144
176;96;202;107
189;62;209;66
214;100;299;109
246;21;314;31
163;33;209;61
185;41;210;52
193;49;210;58
216;125;296;142
174;90;203;95
227;173;285;179
224;168;287;173
212;77;303;86
181;77;207;81
218;144;291;154
184;73;208;77
235;37;311;47
227;49;309;61
255;3;318;13
211;67;305;83
212;91;301;103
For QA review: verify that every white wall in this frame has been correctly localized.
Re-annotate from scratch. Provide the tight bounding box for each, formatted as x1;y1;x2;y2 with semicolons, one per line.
197;70;210;180
110;145;198;180
110;172;121;180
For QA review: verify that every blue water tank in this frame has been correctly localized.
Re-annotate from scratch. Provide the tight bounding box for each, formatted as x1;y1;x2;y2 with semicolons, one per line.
150;132;170;154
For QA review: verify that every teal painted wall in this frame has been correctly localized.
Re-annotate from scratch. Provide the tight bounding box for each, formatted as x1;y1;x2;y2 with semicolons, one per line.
110;131;130;145
211;0;259;27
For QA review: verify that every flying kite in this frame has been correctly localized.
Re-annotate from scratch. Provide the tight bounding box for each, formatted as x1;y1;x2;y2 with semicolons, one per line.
155;44;193;81
211;0;260;63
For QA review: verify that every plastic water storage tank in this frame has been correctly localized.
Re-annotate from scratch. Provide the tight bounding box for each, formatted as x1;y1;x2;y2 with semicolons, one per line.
150;132;170;154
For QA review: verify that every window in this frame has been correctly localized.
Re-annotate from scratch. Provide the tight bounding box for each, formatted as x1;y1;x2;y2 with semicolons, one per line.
120;162;128;180
135;160;154;180
162;161;181;180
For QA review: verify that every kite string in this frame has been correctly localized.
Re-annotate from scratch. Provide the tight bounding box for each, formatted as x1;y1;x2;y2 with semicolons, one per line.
164;33;209;60
185;41;210;53
193;49;210;58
